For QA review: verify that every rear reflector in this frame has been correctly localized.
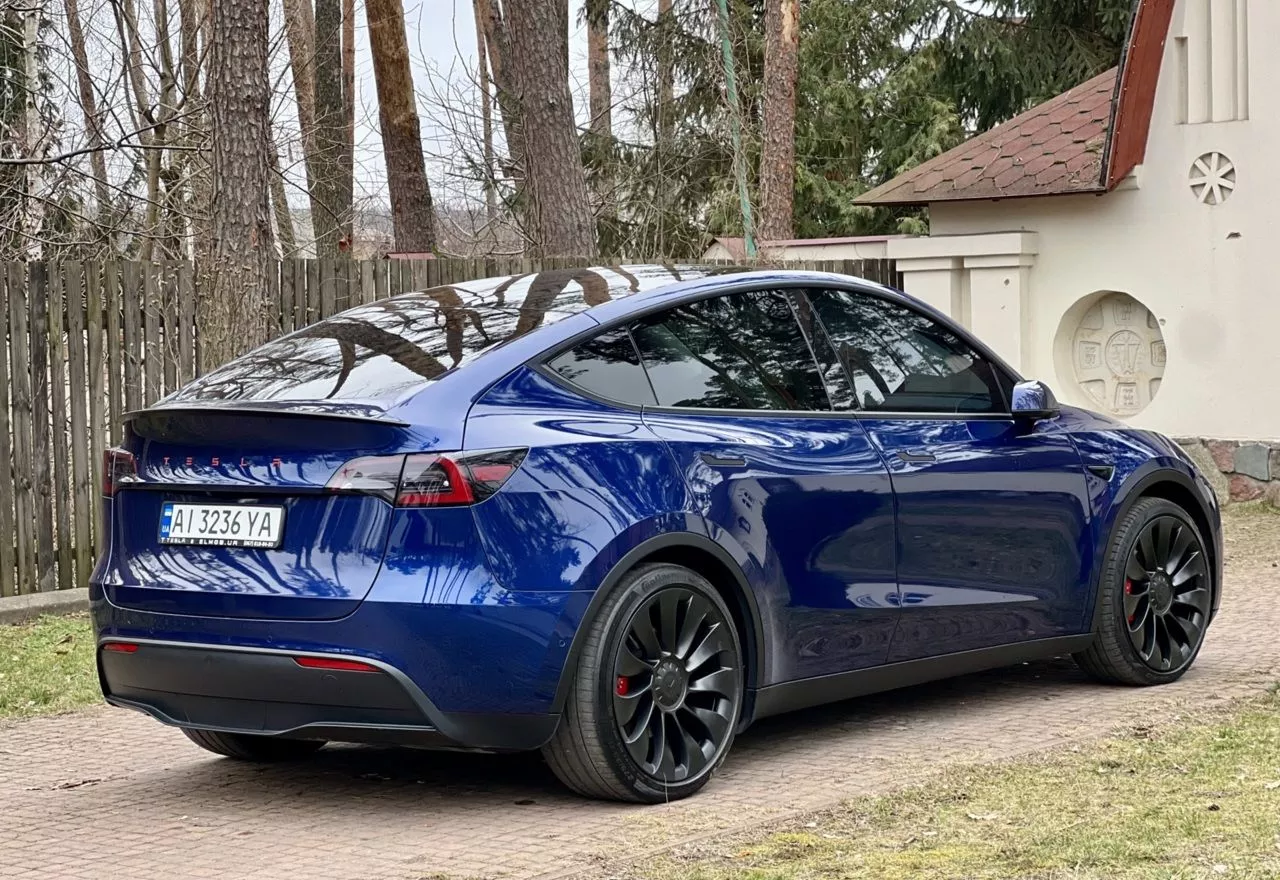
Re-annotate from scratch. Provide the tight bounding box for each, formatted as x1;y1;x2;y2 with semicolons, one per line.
293;656;380;673
102;642;139;654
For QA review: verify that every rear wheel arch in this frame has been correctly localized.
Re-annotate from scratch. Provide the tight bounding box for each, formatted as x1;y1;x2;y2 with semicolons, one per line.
551;533;765;717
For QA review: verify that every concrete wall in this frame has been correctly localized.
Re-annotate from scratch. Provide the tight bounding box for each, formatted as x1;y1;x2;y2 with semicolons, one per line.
904;0;1276;441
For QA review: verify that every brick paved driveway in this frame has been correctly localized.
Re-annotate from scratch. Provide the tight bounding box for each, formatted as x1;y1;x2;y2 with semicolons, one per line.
4;512;1278;880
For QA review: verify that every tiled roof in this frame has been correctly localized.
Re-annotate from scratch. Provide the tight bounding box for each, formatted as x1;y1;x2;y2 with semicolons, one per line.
856;69;1118;207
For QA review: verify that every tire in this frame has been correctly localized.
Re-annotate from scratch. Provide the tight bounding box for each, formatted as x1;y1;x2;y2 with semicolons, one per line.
1074;496;1213;686
182;728;326;762
542;563;744;803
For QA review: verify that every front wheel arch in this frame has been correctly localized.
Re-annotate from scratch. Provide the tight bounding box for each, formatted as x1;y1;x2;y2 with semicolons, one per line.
1088;467;1220;636
551;532;765;720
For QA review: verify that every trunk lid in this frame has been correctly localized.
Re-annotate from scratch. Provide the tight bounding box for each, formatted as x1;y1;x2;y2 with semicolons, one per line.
106;406;429;620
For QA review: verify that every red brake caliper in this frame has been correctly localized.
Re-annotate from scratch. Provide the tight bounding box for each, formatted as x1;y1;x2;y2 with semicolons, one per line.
1125;579;1134;623
615;676;630;696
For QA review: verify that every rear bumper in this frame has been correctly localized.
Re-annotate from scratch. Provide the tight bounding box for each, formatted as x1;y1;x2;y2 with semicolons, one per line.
98;638;560;751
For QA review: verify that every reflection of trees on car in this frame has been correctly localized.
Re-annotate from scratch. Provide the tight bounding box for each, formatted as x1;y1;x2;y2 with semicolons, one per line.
168;265;734;405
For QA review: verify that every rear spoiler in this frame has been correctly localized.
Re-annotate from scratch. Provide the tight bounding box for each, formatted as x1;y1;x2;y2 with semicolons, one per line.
124;403;411;429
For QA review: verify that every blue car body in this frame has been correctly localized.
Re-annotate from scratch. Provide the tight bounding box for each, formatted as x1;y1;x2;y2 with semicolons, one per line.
91;267;1222;753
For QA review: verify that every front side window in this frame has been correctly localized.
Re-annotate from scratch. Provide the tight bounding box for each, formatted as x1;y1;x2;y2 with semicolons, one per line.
546;327;657;406
630;290;828;411
807;289;1009;414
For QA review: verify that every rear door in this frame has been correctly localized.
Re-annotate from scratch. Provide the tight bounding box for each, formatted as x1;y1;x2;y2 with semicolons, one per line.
803;287;1093;662
631;289;899;684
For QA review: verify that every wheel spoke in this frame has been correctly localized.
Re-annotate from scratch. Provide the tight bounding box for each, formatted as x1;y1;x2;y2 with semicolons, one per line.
1124;590;1148;625
684;621;726;672
684;701;732;745
622;697;657;766
657;590;683;653
675;711;711;778
1174;587;1211;616
1164;612;1202;655
1171;550;1206;587
617;641;653;677
1138;526;1159;571
1165;524;1195;576
632;605;662;659
1125;552;1149;583
1152;616;1173;670
1153;519;1173;566
655;715;678;781
613;682;652;728
689;665;736;698
675;595;710;660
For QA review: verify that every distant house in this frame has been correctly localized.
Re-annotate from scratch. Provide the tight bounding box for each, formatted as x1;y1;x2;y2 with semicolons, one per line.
702;235;904;263
856;0;1274;449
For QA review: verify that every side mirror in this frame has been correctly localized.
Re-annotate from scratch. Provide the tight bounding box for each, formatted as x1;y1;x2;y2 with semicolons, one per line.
1011;380;1061;421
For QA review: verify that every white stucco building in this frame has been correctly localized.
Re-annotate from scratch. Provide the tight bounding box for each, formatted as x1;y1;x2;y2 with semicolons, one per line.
858;0;1272;461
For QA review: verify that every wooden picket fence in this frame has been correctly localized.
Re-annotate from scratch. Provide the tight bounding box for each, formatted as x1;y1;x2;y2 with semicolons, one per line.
0;256;901;597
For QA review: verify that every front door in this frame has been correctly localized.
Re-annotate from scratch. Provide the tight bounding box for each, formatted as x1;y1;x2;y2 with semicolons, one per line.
629;288;899;684
802;287;1093;663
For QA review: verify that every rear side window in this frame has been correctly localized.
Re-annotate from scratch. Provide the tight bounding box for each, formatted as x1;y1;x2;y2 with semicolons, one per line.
546;328;657;406
807;289;1008;414
630;290;829;411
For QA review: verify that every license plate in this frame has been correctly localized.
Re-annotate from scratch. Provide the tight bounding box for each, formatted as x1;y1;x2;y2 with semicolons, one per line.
159;502;285;548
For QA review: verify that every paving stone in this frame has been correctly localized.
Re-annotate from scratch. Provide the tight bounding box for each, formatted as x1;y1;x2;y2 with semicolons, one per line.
1;519;1278;880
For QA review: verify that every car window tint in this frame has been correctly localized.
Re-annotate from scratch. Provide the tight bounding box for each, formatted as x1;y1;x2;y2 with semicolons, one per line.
546;328;657;406
786;291;856;411
807;289;1007;414
631;290;828;411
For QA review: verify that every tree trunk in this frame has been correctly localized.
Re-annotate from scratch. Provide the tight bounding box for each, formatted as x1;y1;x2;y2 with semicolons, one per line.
365;0;436;253
473;0;522;181
656;0;673;147
313;0;351;253
63;0;112;237
586;0;610;139
342;0;355;245
270;134;298;255
474;6;496;227
758;0;799;242
506;0;596;257
207;0;273;369
281;0;327;253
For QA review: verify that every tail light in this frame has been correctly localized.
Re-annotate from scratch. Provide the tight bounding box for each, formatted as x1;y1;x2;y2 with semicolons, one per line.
103;448;137;497
325;449;526;508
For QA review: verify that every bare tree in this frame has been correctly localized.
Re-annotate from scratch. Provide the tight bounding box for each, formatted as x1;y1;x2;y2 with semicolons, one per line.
207;0;274;367
506;1;595;257
759;0;799;241
364;0;436;253
281;0;327;248
62;0;112;236
586;0;610;140
473;0;520;176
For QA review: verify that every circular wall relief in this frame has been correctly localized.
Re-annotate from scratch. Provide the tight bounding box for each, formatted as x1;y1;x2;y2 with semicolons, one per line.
1189;152;1236;205
1068;292;1165;417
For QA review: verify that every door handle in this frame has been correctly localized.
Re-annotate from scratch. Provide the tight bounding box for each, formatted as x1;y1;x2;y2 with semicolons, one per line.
700;452;747;468
895;450;936;464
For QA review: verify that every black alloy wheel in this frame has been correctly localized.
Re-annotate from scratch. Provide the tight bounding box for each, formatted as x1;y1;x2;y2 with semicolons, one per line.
542;563;744;802
612;587;740;784
1074;496;1213;686
1122;514;1211;672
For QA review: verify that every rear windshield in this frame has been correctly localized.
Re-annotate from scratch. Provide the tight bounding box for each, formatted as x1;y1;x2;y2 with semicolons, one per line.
169;265;722;405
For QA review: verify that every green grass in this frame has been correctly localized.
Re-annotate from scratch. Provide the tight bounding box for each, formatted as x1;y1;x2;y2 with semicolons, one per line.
0;614;99;719
639;696;1280;880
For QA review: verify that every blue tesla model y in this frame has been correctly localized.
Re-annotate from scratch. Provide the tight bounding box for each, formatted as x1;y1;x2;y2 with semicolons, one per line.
91;265;1222;802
